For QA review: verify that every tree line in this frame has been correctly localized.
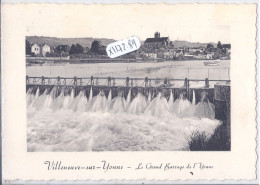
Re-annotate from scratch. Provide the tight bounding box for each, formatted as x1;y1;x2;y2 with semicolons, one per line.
26;39;106;56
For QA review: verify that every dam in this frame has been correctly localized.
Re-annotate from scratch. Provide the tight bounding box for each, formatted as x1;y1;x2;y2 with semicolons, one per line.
26;75;230;119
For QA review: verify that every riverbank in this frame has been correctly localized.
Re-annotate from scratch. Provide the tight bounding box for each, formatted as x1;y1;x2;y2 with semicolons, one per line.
26;57;230;65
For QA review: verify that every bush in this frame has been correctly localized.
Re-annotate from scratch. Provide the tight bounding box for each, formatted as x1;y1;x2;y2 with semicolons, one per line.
188;98;231;151
188;131;208;150
188;119;230;151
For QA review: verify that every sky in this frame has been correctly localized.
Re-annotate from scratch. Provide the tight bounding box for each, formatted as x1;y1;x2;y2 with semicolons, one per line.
21;4;230;43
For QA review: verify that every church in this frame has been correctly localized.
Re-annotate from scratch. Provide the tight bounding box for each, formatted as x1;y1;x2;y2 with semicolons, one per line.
144;32;171;49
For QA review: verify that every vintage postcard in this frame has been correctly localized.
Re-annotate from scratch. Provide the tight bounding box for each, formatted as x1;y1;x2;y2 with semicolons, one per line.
1;3;258;183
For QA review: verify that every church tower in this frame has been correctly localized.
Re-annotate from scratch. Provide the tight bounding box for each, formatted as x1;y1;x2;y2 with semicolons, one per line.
154;32;160;38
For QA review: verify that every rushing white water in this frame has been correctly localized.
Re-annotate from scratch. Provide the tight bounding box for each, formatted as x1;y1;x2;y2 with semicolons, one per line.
183;90;197;117
27;87;220;151
125;89;131;110
108;91;126;113
194;91;215;119
147;91;152;103
169;93;191;118
144;93;169;117
89;87;93;101
88;91;108;112
107;89;112;103
126;93;148;114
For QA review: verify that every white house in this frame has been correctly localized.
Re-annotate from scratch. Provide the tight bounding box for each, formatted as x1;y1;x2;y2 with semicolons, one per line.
144;53;157;59
174;49;184;57
42;44;51;56
189;48;204;53
193;54;210;60
206;53;214;59
163;51;174;59
31;44;40;55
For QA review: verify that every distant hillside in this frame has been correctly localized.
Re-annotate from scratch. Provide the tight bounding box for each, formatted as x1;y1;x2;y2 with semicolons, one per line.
26;36;116;48
141;40;217;48
172;40;217;48
26;36;218;49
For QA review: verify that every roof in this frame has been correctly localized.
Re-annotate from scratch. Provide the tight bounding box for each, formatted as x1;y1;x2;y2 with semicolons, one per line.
31;43;40;47
42;44;50;48
144;37;169;43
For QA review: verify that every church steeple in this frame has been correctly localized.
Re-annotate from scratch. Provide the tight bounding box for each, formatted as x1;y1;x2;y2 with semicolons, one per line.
154;32;160;38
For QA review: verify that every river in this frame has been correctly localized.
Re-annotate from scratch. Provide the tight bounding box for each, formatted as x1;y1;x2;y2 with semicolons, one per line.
26;60;229;152
26;60;230;80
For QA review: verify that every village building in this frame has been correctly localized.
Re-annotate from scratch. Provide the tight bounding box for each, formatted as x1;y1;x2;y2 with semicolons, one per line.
174;49;184;58
50;46;56;53
156;51;164;59
31;44;41;55
183;54;194;59
206;52;214;59
144;32;170;49
41;44;51;57
193;54;207;60
163;51;174;59
188;47;204;54
144;53;157;59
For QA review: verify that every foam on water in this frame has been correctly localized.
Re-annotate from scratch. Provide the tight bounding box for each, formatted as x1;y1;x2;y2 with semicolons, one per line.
27;87;220;151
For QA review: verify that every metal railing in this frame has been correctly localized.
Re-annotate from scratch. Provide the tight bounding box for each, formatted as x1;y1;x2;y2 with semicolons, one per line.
26;75;230;89
26;66;230;81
